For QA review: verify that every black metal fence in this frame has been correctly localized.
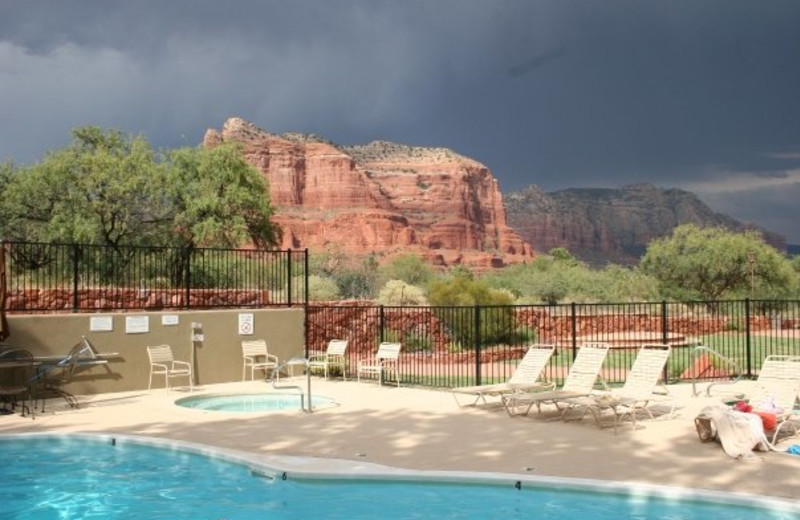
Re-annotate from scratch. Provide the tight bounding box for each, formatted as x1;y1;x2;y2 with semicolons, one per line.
3;241;308;312
306;301;800;389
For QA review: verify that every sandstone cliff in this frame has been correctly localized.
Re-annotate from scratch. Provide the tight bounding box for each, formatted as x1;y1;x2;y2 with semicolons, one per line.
204;118;532;269
505;183;786;265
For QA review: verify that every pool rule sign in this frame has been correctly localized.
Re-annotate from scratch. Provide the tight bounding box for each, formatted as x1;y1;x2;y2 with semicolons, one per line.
238;313;254;335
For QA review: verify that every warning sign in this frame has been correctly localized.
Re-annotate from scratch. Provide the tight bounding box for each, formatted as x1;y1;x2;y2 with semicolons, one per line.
238;313;254;335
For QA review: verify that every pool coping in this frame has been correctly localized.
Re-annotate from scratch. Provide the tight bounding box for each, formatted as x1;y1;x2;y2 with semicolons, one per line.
3;431;798;515
173;391;339;413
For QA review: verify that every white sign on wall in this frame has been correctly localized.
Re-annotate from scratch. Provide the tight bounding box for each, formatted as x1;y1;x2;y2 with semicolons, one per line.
89;316;113;332
238;313;254;335
161;315;179;326
125;315;150;334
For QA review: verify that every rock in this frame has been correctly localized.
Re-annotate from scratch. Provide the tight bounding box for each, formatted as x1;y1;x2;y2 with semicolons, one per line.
204;118;533;269
506;183;786;265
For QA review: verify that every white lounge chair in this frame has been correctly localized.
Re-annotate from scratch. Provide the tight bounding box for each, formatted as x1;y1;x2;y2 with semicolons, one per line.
241;340;279;381
743;355;800;444
357;342;402;387
307;339;349;380
451;344;556;407
567;344;673;432
147;345;193;391
502;342;610;417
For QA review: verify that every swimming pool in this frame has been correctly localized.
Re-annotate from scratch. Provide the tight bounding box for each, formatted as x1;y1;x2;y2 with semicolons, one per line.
0;434;796;520
175;392;337;412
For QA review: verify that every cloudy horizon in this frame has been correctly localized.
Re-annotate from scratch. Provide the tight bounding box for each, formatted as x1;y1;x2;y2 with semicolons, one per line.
1;1;798;240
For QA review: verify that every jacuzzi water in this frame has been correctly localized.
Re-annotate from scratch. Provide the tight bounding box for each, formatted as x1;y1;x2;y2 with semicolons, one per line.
175;392;336;412
0;436;796;520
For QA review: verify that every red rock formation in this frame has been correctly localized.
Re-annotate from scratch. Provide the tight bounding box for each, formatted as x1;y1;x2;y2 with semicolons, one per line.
204;118;532;269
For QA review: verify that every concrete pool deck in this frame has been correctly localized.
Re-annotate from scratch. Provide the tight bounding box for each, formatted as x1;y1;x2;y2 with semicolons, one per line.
1;378;798;501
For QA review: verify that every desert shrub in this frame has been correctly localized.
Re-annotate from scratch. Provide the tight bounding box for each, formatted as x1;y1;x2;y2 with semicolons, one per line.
307;275;341;301
376;280;428;306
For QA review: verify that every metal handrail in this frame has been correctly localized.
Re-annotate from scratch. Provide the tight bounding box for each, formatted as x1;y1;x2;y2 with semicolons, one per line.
269;357;313;413
689;345;744;397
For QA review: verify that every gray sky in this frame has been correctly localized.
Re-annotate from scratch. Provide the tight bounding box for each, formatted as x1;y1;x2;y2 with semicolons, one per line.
2;1;799;240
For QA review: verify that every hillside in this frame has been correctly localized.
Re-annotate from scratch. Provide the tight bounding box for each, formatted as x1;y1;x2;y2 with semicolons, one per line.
505;183;786;265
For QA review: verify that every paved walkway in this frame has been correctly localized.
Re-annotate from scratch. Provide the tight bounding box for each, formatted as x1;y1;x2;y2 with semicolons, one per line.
1;378;798;501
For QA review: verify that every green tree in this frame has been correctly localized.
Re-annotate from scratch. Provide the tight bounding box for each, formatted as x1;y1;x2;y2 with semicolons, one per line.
0;126;164;249
164;142;278;249
640;224;796;300
378;254;434;287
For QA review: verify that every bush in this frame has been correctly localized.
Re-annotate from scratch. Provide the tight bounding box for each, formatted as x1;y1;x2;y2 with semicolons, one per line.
376;280;428;305
307;275;341;302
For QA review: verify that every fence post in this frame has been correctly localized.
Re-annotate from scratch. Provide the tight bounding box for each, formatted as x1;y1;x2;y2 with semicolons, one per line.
570;302;577;360
379;305;385;343
475;305;482;386
661;300;668;344
287;250;293;307
303;249;309;359
184;247;191;309
304;249;309;305
71;243;80;313
745;298;752;378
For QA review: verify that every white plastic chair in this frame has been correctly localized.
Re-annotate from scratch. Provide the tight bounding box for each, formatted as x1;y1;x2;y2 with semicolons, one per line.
147;345;192;391
502;342;610;416
571;344;673;432
241;340;279;381
451;344;556;406
357;342;402;387
307;339;348;380
746;355;800;444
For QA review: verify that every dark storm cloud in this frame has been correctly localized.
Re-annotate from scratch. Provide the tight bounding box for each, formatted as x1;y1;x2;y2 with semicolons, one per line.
1;1;799;239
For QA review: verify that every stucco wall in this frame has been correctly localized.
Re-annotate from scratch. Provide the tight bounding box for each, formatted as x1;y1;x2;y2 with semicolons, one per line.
5;308;305;395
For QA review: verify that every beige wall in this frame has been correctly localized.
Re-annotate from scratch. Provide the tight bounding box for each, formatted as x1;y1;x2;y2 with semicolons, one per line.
6;308;305;395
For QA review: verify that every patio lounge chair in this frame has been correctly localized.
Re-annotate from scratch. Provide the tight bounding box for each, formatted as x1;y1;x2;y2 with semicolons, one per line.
565;344;673;432
357;342;402;387
33;337;113;410
742;355;800;444
502;342;610;417
0;347;35;417
241;339;280;381
307;339;348;380
147;345;193;391
451;344;556;407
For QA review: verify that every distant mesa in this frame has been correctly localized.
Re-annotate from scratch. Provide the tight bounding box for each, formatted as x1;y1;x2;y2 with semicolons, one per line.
204;117;533;269
205;117;785;268
504;183;786;266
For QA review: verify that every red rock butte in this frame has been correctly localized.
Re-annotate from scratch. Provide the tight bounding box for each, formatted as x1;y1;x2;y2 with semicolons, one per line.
204;117;533;269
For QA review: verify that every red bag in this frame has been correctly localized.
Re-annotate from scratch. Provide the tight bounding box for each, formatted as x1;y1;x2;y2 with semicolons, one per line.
733;400;752;413
753;411;778;431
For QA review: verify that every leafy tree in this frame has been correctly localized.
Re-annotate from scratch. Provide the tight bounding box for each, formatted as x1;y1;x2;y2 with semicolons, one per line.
428;271;514;349
378;254;434;287
640;224;796;300
0;126;164;249
428;274;512;306
548;247;580;266
164;142;278;250
0;127;279;255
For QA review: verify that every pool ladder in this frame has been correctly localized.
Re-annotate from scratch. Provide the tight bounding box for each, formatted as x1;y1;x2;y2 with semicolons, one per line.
269;357;313;413
689;345;744;397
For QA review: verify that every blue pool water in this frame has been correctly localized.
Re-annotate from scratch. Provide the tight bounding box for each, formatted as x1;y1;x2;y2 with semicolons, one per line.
0;436;795;520
175;392;336;412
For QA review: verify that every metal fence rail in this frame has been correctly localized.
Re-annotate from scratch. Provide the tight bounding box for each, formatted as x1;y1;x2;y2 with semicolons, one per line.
3;241;308;312
306;301;800;388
